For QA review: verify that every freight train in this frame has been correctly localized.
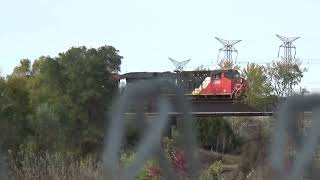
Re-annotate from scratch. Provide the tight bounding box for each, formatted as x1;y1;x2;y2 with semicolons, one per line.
112;68;248;100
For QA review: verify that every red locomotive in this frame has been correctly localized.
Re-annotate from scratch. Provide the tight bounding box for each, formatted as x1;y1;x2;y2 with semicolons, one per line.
113;68;248;100
189;69;248;99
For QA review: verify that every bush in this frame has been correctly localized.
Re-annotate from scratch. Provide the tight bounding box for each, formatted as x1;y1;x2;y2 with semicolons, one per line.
200;160;223;180
119;150;160;180
196;117;242;153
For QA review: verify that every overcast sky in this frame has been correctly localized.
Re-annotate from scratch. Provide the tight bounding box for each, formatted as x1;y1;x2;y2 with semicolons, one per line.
1;0;320;92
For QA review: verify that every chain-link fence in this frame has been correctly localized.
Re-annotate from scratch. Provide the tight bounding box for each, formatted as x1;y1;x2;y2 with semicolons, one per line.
1;79;320;179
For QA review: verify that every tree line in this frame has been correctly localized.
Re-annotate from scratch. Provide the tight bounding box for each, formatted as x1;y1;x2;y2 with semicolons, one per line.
0;45;122;157
198;57;307;110
0;44;307;158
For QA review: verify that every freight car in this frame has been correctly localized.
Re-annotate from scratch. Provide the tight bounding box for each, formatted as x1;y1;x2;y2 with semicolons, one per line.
113;68;248;100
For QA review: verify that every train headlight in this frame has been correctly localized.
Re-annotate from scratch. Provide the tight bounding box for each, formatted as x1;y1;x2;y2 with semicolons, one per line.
223;89;226;92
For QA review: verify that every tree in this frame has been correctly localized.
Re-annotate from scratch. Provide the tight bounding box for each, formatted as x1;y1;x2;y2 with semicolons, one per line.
0;44;123;157
217;59;241;70
28;56;64;106
194;65;210;71
242;63;274;110
299;87;310;96
57;45;122;154
11;59;31;77
27;103;65;152
0;75;31;152
267;57;306;97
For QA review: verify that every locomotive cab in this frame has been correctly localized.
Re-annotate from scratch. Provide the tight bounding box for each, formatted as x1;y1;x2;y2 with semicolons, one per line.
192;69;247;99
222;69;246;98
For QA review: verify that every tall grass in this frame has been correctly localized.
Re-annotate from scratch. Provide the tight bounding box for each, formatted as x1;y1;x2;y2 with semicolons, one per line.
7;152;104;180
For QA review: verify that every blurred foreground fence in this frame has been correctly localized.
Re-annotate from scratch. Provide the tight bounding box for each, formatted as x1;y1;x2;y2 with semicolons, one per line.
2;79;320;179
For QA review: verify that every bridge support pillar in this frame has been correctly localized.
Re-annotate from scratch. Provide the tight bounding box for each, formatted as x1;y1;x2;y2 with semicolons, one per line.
163;116;177;138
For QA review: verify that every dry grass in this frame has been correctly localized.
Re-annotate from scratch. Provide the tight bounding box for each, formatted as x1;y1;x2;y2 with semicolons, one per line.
7;152;104;180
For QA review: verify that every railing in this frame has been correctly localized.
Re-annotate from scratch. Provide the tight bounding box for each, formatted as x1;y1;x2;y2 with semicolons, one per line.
232;83;243;98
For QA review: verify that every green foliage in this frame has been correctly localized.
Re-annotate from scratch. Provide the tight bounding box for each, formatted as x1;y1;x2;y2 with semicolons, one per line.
119;151;159;180
196;117;242;153
11;59;31;77
266;57;306;97
241;58;306;109
0;45;122;158
200;160;223;180
28;103;65;153
120;150;136;168
242;63;274;110
0;76;32;151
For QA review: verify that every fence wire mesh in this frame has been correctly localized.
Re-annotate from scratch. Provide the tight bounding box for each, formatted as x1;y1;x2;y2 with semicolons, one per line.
1;79;320;179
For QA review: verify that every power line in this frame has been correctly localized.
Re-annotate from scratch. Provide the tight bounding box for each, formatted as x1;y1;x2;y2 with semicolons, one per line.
215;37;241;64
168;57;191;72
276;34;300;60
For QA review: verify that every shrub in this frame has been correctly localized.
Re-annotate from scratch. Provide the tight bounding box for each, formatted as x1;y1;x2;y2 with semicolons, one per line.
200;160;223;180
119;150;160;180
144;138;189;179
196;117;242;153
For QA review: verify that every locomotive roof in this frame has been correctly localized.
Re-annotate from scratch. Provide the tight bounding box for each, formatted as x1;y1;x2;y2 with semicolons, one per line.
120;69;237;80
120;71;173;79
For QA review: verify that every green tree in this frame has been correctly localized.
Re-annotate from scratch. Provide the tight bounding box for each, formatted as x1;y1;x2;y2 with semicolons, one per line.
57;45;122;154
26;103;65;152
0;44;122;157
242;63;274;110
267;57;306;97
28;56;64;105
11;59;31;77
0;75;31;152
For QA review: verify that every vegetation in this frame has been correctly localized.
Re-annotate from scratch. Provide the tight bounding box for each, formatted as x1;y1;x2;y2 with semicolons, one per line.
0;45;122;158
196;117;242;153
0;45;308;179
199;160;223;180
218;59;241;70
213;56;307;108
266;57;306;97
241;63;275;110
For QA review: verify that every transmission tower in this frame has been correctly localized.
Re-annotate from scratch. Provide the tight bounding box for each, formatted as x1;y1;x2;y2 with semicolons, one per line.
215;37;241;64
168;57;191;72
276;34;300;60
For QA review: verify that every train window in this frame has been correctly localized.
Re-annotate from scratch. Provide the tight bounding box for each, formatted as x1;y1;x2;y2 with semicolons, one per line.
213;73;221;79
224;72;240;79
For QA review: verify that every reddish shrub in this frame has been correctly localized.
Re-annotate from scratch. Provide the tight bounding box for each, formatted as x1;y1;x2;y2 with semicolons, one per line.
147;138;189;179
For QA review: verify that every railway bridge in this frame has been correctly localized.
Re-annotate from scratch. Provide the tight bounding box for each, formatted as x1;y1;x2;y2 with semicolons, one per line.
124;98;312;137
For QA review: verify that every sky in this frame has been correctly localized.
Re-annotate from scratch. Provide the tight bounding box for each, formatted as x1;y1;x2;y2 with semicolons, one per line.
1;0;320;92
